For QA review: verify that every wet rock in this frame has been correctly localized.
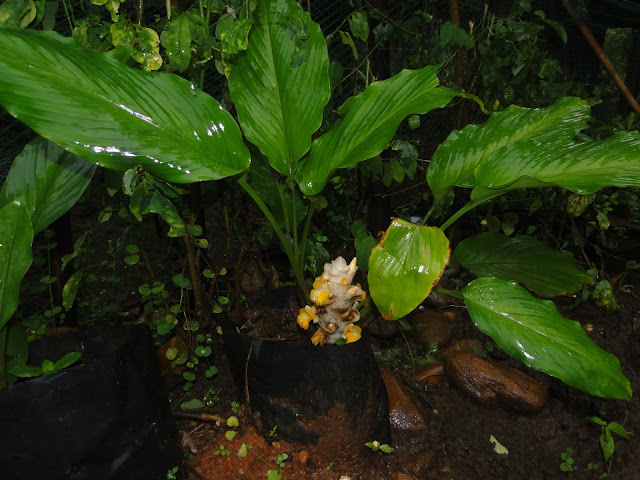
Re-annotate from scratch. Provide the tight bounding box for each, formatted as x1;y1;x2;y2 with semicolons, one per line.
439;340;548;413
380;368;430;431
437;338;484;358
410;310;457;347
413;362;444;384
404;447;437;478
241;258;268;294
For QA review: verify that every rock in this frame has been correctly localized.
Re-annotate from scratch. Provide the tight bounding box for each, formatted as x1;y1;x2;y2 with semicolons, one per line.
439;340;548;413
380;368;430;431
410;310;457;347
404;447;437;478
241;258;267;294
413;362;444;384
437;338;484;358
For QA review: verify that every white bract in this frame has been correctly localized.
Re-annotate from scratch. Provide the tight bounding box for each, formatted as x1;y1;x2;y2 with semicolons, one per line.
297;257;365;345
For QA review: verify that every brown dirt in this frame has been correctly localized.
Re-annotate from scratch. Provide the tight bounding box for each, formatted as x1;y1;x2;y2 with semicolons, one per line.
178;275;640;480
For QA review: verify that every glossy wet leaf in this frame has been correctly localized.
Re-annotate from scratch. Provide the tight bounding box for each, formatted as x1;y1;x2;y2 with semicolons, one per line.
0;29;250;183
453;233;591;297
369;218;450;320
221;18;253;56
472;129;640;200
144;192;187;237
462;277;632;399
0;137;95;235
0;200;33;331
62;270;83;311
602;429;614;461
427;97;590;203
163;13;194;72
298;65;459;195
227;0;329;176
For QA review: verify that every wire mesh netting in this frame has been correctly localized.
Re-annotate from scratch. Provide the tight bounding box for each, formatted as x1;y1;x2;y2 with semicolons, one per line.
1;0;639;180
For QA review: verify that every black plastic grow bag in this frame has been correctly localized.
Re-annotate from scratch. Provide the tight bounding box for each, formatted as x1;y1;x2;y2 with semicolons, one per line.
0;324;180;480
223;294;391;459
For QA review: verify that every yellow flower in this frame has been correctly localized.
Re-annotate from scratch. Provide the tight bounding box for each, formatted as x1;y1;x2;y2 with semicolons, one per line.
296;306;316;330
312;277;326;289
310;287;331;306
344;324;362;343
311;330;325;345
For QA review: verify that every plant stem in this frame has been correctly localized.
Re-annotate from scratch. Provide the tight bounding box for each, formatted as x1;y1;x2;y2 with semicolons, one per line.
182;234;211;324
439;190;504;231
236;176;310;304
432;286;463;300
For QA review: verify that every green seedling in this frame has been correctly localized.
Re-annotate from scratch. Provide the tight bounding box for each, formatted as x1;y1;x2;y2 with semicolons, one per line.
275;453;289;468
265;471;281;480
237;443;252;458
560;447;577;472
166;466;179;480
365;440;395;453
268;425;278;438
213;444;231;456
588;414;632;462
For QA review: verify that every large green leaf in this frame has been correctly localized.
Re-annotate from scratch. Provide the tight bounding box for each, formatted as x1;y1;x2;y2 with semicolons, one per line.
0;29;250;183
427;97;590;203
227;0;329;176
462;277;632;399
472;130;640;200
0;200;34;331
0;137;95;235
453;233;591;297
297;65;460;195
368;218;450;320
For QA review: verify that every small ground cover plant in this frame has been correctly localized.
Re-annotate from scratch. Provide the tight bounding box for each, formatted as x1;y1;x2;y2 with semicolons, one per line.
588;413;632;462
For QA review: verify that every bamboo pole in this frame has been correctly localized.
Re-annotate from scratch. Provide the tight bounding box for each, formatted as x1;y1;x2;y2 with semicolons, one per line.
561;0;640;115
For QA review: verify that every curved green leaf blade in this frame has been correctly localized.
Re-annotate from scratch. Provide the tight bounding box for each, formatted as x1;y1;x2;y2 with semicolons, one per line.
0;29;250;183
473;130;640;197
0;137;95;235
462;277;632;399
427;97;590;202
368;218;450;320
453;233;591;297
0;200;34;331
298;65;459;195
143;191;187;237
227;0;329;176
